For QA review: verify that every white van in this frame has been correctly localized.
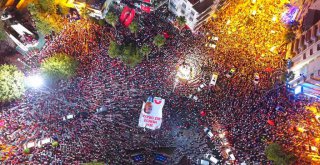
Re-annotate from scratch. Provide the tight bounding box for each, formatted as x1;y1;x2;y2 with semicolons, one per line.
225;148;236;160
204;127;214;139
204;154;219;164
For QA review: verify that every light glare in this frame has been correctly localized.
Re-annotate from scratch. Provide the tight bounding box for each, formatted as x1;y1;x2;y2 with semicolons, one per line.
26;75;44;88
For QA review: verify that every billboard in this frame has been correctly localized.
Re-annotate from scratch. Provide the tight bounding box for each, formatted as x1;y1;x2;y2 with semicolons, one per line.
138;96;165;130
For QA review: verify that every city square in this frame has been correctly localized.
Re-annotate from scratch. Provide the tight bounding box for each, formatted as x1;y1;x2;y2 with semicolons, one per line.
0;0;320;164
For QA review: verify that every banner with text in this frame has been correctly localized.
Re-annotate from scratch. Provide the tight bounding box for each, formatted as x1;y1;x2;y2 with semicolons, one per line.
138;96;165;130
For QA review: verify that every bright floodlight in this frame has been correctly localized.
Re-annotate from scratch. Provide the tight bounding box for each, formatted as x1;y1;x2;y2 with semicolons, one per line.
26;75;44;88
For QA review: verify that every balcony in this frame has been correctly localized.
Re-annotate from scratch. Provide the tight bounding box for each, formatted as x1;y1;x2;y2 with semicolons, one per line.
305;29;312;46
311;24;317;42
299;34;306;51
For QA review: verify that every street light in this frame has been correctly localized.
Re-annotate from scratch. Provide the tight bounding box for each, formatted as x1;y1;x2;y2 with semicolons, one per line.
25;75;44;88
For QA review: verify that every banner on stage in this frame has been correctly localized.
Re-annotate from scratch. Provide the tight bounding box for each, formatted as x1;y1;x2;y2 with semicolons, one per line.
138;96;165;130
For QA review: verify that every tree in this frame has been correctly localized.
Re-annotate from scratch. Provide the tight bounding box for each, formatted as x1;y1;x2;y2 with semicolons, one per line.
28;3;64;35
108;41;121;58
287;20;300;31
153;34;166;49
129;21;139;37
127;50;143;67
38;0;56;13
83;161;105;165
79;6;92;20
23;148;30;154
265;143;295;165
140;44;151;60
0;65;25;102
52;141;59;147
40;53;78;81
0;20;7;41
105;11;118;28
34;14;64;35
176;16;186;33
121;44;143;67
285;31;296;43
57;4;70;16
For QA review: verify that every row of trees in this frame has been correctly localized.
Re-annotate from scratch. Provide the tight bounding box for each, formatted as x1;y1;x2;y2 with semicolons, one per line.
0;53;77;102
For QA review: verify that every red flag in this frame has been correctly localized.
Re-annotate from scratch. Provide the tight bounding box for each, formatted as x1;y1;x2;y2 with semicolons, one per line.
200;111;206;117
265;67;273;72
267;120;275;126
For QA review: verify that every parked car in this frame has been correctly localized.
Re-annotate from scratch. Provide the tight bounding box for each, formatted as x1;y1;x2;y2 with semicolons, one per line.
225;148;236;161
204;127;214;139
204;154;219;164
226;68;236;78
210;72;219;86
199;159;210;165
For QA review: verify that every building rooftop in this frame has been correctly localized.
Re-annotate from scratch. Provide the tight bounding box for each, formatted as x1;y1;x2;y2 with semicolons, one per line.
76;0;106;10
193;0;213;13
187;0;199;5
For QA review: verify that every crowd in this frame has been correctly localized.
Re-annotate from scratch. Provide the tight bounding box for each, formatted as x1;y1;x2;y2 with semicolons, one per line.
0;2;318;165
0;6;216;164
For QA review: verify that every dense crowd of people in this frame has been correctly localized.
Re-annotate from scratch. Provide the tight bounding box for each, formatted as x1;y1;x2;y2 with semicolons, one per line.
0;6;217;164
0;2;318;165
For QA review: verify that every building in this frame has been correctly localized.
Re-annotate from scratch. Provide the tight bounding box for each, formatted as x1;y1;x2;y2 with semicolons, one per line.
289;5;320;98
5;22;39;51
168;0;220;31
1;7;39;51
72;0;113;19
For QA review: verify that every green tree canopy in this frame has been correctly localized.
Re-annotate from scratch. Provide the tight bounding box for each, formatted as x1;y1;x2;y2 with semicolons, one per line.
265;143;295;165
57;4;70;16
52;141;59;147
0;65;25;102
83;161;105;165
105;11;118;28
284;31;296;43
153;34;166;48
108;41;121;58
121;44;143;67
28;2;64;35
140;44;151;60
40;53;78;81
108;41;143;67
177;16;186;28
129;21;139;36
0;20;7;41
38;0;56;13
23;148;30;154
